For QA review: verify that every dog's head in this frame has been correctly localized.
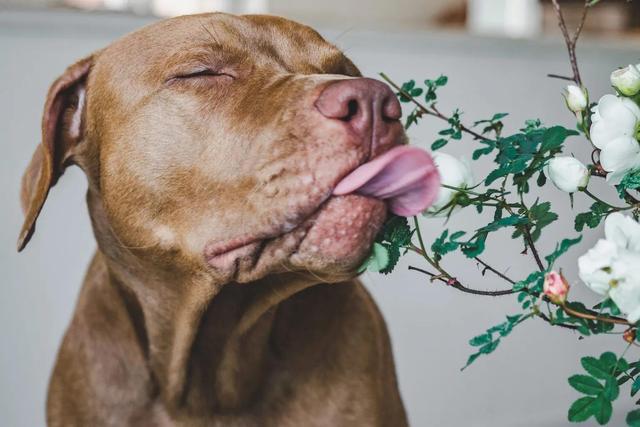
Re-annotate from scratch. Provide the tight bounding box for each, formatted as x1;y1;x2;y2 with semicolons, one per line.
18;13;436;284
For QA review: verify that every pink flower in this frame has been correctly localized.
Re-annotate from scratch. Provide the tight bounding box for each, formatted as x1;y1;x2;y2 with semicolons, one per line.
543;271;570;304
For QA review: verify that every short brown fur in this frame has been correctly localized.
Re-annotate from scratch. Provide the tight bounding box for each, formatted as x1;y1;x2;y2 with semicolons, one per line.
19;13;408;426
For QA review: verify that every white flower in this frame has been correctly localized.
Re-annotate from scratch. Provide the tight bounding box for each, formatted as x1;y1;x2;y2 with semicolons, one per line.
578;239;618;295
604;212;640;252
609;251;640;323
611;64;640;97
423;152;473;217
544;156;589;193
590;94;640;184
578;213;640;322
564;85;588;113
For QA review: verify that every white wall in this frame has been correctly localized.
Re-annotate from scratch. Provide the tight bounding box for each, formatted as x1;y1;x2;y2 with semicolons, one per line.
270;0;458;30
0;0;458;28
1;9;639;427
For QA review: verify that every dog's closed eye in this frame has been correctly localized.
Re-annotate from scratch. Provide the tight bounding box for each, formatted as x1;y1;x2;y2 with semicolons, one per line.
167;68;235;84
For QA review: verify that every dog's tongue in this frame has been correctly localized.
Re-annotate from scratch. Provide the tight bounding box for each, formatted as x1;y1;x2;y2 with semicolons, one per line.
333;146;440;217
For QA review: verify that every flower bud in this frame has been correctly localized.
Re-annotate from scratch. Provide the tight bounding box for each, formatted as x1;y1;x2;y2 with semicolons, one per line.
544;156;589;193
611;64;640;97
624;329;636;344
543;271;570;304
423;152;474;217
564;85;588;113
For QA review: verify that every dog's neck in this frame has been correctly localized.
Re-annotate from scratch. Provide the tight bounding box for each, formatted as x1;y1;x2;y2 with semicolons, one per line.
87;189;318;412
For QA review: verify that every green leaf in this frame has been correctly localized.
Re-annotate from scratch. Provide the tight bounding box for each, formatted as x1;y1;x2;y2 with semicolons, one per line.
431;138;448;150
450;231;466;241
600;352;618;370
527;201;558;242
473;112;508;127
431;229;466;261
627;409;640;426
398;80;416;102
469;333;491;347
477;339;500;356
537;170;547;187
575;202;610;232
513;271;543;292
506;314;523;324
404;110;419;129
593;395;613;425
434;75;448;86
581;357;611;380
462;315;526;370
593;299;621;316
568;375;603;395
545;236;582;269
380;216;412;247
472;143;495;160
461;233;487;258
477;215;528;234
463;352;481;369
365;243;390;273
369;215;413;275
631;377;640;397
568;396;596;422
541;126;578;151
616;170;640;199
379;244;400;275
523;119;542;132
603;376;620;401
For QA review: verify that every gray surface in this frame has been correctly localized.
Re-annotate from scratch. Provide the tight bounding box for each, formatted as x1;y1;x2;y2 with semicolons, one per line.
1;8;639;427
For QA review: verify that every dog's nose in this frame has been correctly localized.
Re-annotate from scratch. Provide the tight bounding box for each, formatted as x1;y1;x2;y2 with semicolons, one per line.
314;78;401;145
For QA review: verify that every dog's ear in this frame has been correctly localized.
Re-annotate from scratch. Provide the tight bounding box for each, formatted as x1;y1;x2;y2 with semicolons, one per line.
17;55;93;252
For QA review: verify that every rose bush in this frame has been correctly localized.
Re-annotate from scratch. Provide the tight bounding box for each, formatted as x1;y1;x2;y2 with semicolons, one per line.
364;1;640;425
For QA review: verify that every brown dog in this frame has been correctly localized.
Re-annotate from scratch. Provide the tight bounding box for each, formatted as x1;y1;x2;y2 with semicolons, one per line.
19;13;410;426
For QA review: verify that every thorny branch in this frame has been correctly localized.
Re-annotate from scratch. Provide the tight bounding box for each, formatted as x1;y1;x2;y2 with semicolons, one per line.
407;266;515;297
549;0;591;86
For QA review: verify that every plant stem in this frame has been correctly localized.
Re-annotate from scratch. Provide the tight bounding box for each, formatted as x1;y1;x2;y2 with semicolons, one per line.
582;188;630;211
474;257;516;285
523;228;545;272
412;216;428;257
538;311;579;331
379;72;492;143
561;302;631;326
550;0;590;86
408;266;515;296
547;73;575;82
613;342;634;375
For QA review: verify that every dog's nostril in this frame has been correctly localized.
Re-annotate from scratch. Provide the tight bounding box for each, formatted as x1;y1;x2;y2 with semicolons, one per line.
341;99;359;122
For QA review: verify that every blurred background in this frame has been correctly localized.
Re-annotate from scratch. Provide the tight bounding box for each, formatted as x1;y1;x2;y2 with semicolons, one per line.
1;0;640;426
2;0;640;34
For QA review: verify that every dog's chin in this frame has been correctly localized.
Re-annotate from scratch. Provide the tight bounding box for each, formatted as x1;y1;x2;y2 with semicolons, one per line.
206;194;387;283
288;195;386;276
